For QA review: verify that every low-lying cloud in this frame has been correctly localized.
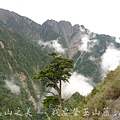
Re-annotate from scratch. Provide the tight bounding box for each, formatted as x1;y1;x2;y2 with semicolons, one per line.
78;35;98;52
101;45;120;78
78;36;89;52
48;72;93;99
88;56;96;61
61;72;93;98
38;39;65;54
5;80;20;94
115;37;120;43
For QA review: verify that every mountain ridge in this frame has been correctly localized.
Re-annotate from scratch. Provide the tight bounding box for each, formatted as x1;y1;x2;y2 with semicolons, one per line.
1;8;120;83
0;8;120;119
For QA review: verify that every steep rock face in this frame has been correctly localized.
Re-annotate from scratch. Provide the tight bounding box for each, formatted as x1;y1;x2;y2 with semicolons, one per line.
40;20;73;46
44;20;59;33
39;20;117;78
40;20;94;58
69;29;82;58
58;21;73;42
39;20;59;41
69;25;96;57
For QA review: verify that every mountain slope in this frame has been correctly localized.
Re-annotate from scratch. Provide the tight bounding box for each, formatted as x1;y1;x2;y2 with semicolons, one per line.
0;8;41;40
0;27;50;120
40;20;120;83
77;66;120;120
48;67;120;120
0;8;120;119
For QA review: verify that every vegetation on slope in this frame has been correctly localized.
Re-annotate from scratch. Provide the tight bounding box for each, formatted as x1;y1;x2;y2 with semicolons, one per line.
0;8;41;40
47;66;120;120
0;27;51;120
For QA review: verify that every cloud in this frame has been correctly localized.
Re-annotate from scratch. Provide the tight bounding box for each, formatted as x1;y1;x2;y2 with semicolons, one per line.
101;45;120;78
115;37;120;43
78;36;98;52
88;56;96;61
48;72;93;99
61;72;93;98
88;39;98;48
38;39;65;54
5;80;20;94
78;36;89;52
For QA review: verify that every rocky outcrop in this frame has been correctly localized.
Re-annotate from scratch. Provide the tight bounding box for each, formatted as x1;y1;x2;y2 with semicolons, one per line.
40;20;73;41
58;21;73;42
40;20;94;57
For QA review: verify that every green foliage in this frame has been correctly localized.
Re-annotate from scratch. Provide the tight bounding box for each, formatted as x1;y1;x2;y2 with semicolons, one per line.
43;95;60;108
91;87;99;96
72;33;119;83
49;66;120;120
0;78;38;120
77;66;120;119
1;8;120;120
64;92;84;109
34;52;74;108
73;52;102;83
0;27;51;119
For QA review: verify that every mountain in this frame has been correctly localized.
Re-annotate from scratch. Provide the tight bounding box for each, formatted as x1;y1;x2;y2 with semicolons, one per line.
48;66;120;120
80;66;120;120
0;8;120;119
39;19;119;83
0;26;51;119
0;8;41;40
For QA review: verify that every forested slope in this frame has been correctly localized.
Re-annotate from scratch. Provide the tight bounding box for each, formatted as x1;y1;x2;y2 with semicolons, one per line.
0;27;50;120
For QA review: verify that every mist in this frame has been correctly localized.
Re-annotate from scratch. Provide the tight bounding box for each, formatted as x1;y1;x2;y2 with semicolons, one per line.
78;35;98;52
61;72;93;98
115;37;120;43
78;36;89;52
38;39;65;54
5;80;20;94
101;45;120;78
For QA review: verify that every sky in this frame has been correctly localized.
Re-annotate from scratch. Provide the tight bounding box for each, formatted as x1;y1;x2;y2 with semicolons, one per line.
1;0;120;37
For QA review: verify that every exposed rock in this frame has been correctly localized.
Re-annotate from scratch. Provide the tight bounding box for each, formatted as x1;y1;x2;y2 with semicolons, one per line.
44;19;59;33
109;97;120;120
7;61;12;72
58;21;73;42
19;72;26;81
0;41;4;48
8;50;13;56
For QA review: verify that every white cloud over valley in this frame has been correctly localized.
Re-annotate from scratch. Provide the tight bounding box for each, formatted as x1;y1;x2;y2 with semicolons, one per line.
78;35;98;52
101;45;120;78
115;37;120;43
38;39;66;54
61;72;93;98
5;80;20;94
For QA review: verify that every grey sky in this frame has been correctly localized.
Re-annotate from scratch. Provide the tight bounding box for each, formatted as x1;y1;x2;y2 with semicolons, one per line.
0;0;120;37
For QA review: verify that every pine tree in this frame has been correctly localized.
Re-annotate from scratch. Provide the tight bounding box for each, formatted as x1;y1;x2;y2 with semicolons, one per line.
33;52;74;108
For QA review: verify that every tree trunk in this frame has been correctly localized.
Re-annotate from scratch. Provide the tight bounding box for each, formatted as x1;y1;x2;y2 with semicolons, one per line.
58;80;63;108
53;80;63;108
